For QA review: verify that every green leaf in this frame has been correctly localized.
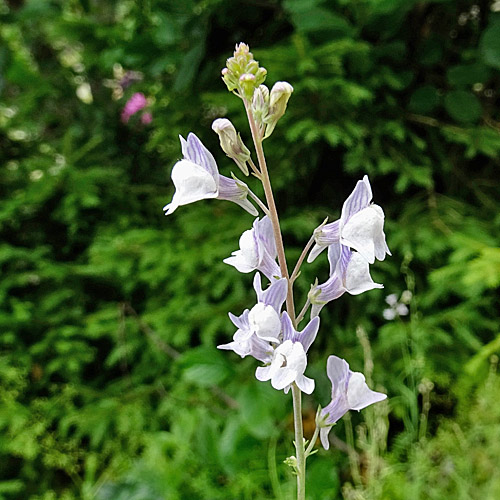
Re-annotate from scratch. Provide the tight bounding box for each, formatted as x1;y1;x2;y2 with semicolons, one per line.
284;1;353;36
408;85;439;114
444;90;482;123
178;346;231;387
480;22;500;69
447;63;491;87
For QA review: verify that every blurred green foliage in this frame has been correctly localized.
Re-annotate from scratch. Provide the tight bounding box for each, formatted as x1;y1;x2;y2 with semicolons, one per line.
1;0;499;498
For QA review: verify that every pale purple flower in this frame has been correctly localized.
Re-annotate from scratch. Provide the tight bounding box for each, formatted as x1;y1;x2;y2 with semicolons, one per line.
121;92;147;123
253;311;319;394
319;355;387;450
217;273;287;356
163;133;258;216
308;175;391;265
223;216;281;281
309;241;383;317
255;339;314;394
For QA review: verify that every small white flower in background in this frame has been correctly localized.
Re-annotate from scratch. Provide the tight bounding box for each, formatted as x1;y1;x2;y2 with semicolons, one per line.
76;82;93;104
318;356;386;450
382;291;411;320
308;175;391;265
163;133;258;216
223;216;281;281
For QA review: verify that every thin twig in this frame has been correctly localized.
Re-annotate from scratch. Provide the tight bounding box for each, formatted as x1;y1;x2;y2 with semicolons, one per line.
290;234;315;283
248;188;270;216
296;298;311;325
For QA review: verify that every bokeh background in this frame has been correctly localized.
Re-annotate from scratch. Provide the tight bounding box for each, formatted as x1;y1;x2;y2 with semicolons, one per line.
1;0;500;499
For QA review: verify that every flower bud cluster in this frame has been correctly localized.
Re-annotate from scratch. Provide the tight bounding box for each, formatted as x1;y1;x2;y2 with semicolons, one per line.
222;43;268;100
252;82;294;139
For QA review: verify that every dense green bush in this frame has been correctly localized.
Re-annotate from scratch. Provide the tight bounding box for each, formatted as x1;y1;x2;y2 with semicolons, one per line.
1;0;499;498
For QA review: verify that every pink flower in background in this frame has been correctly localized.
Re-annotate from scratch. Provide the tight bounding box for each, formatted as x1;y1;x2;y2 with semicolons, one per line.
121;92;147;123
141;112;153;125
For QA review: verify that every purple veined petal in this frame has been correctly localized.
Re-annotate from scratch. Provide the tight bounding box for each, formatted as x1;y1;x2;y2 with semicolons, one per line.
253;273;287;312
183;133;219;181
340;175;373;225
298;316;320;353
217;175;258;216
281;312;295;343
343;252;383;295
341;204;387;264
281;312;320;353
319;426;332;450
163;160;219;215
321;396;350;427
259;256;282;282
253;272;264;301
228;310;249;330
307;220;341;263
255;216;277;261
309;274;346;318
234;326;253;342
327;241;343;276
326;355;350;392
347;372;387;410
219;332;272;363
218;339;251;358
253;217;281;280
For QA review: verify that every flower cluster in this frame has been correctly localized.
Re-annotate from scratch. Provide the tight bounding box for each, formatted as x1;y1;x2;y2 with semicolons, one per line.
163;43;389;453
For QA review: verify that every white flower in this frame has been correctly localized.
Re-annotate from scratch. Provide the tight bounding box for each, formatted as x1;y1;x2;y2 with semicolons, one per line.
217;274;287;355
255;340;314;394
223;216;281;281
308;175;391;265
383;292;410;320
309;242;383;318
163;133;257;216
318;356;387;450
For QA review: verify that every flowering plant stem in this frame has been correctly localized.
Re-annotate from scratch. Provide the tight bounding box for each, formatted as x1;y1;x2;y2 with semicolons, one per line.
244;99;306;500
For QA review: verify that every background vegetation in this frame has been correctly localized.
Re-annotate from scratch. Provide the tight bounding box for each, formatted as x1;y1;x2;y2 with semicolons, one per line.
1;0;499;498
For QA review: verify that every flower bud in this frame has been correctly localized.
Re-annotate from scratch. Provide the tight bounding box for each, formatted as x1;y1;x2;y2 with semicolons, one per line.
212;118;251;175
239;73;257;100
263;81;293;139
221;43;267;99
251;85;270;126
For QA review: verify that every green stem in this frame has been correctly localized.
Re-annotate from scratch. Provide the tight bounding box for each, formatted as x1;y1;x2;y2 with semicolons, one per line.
305;426;320;457
292;383;306;500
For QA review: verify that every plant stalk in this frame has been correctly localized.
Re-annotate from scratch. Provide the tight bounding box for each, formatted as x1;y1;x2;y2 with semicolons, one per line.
244;100;296;322
244;99;307;499
292;383;306;500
